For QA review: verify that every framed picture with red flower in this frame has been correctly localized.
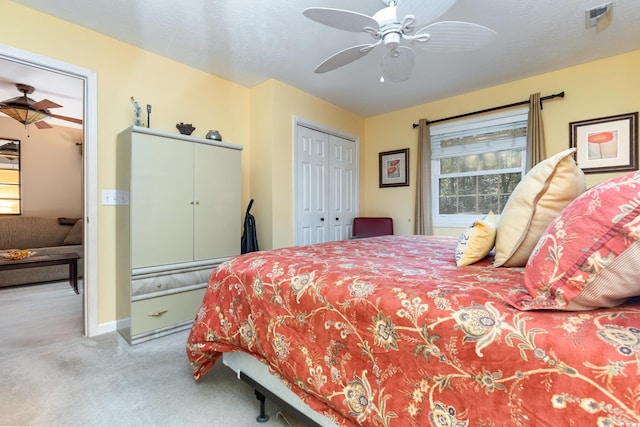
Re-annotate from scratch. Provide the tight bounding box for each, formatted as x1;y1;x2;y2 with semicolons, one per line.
569;112;638;174
379;148;409;187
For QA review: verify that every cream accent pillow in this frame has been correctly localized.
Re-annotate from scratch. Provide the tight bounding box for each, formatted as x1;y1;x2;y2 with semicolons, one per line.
494;148;585;267
455;211;497;266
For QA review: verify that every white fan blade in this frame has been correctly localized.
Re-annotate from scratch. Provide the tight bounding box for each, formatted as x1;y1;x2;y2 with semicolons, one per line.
381;46;415;82
303;7;379;32
315;44;376;73
396;0;456;28
413;21;497;52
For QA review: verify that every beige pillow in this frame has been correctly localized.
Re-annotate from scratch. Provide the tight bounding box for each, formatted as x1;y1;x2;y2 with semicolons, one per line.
455;211;497;266
63;219;84;245
494;148;585;267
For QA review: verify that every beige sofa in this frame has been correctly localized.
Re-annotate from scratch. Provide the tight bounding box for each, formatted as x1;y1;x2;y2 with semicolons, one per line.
0;216;83;288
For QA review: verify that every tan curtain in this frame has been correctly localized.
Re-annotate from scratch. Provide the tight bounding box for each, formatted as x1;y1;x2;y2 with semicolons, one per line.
414;119;433;235
526;92;546;171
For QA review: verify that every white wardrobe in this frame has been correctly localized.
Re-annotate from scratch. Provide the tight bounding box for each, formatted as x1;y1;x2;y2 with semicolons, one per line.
294;123;358;246
116;126;242;344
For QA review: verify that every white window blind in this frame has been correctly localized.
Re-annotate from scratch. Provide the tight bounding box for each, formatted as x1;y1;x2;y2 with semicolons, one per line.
431;110;528;159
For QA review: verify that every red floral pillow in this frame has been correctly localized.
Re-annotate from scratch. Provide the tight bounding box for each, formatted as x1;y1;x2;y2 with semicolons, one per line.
508;170;640;310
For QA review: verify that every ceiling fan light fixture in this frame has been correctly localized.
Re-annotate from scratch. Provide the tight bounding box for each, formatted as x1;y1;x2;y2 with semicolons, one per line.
0;105;50;126
381;46;415;82
0;83;51;126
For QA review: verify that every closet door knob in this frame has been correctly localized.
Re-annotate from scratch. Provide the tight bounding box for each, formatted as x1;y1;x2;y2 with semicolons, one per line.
320;217;325;221
335;217;339;221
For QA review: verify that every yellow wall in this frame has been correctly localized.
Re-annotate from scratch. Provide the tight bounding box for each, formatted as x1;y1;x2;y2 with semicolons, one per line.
364;50;640;236
250;79;364;249
248;82;275;249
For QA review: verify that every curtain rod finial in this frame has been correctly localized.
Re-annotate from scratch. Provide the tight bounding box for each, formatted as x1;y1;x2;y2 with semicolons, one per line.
412;119;430;129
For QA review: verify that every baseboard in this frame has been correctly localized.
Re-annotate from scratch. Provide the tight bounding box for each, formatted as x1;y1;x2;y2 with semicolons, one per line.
96;320;118;336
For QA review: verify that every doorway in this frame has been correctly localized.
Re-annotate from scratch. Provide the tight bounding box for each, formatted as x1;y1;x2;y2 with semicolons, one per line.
0;44;98;337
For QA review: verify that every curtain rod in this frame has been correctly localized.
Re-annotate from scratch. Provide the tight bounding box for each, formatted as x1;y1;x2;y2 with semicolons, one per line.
412;91;565;128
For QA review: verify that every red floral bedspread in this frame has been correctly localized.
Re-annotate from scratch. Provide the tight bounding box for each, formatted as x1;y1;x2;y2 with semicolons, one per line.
186;235;640;426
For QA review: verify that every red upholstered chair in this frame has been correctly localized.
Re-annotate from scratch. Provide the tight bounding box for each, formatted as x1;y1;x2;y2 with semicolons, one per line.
352;217;393;239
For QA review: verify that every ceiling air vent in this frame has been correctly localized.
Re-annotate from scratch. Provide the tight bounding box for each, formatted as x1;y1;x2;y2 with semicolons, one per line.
585;2;612;28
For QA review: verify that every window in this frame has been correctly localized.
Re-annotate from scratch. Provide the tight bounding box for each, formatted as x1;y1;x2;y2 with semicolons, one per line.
0;138;21;215
430;108;528;227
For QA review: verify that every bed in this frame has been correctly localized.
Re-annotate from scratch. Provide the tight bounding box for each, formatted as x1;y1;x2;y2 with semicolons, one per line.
186;159;640;426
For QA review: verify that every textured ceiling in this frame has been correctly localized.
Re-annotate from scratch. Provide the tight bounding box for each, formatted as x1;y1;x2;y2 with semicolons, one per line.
3;0;640;120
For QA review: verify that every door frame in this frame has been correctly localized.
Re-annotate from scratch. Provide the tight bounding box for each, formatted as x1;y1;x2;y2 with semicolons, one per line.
0;44;99;337
293;116;360;246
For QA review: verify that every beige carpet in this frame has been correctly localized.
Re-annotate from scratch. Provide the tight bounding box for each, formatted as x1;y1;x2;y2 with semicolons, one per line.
0;281;291;426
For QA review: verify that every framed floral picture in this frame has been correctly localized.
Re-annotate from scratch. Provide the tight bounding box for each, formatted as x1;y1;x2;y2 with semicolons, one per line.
569;112;638;173
379;148;409;187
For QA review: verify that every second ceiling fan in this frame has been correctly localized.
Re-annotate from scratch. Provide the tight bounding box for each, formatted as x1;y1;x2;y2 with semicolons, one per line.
303;0;497;82
0;83;83;129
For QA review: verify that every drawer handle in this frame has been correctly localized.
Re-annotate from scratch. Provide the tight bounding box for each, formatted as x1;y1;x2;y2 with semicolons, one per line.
147;309;168;317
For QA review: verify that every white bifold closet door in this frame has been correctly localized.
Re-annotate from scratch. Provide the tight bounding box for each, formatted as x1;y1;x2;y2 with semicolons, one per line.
295;124;358;246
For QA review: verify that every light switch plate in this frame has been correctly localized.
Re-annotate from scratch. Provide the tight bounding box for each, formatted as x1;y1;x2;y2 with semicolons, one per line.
102;189;129;205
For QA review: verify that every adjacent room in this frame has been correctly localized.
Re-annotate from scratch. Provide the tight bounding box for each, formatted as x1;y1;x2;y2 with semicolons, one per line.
1;0;639;425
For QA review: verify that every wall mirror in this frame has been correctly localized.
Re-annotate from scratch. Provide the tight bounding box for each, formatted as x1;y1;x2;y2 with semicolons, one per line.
0;137;21;214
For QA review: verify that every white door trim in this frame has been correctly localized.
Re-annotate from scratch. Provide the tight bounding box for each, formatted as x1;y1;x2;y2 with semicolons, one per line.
294;116;360;142
293;116;360;246
0;44;100;337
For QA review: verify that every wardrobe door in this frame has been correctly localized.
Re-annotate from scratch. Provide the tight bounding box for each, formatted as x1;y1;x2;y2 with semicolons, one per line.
130;133;193;268
193;143;241;260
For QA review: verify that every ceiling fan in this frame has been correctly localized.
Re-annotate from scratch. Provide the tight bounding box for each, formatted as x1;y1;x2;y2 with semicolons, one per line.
303;0;497;82
0;83;83;129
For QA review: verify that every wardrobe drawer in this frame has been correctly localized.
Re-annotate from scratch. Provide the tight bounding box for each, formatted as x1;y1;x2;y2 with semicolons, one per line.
130;288;205;335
